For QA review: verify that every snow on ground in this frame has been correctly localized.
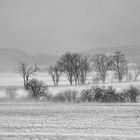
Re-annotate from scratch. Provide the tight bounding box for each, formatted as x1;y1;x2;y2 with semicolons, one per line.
0;81;140;98
0;102;140;139
0;72;140;139
0;72;140;97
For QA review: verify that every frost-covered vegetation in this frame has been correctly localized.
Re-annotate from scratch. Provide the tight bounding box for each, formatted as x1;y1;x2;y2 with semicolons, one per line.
15;51;140;88
0;102;140;139
0;51;140;140
3;51;136;103
1;85;140;103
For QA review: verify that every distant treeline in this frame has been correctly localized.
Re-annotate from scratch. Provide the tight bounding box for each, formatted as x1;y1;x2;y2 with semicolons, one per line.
15;51;140;89
47;51;140;86
13;51;140;103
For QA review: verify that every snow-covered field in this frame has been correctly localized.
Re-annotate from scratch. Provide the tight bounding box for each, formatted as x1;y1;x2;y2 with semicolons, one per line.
1;72;140;97
0;102;140;140
0;72;140;139
0;72;74;86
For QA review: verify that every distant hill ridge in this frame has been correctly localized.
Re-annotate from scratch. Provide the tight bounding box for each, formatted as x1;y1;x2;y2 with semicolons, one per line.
85;45;140;64
0;48;58;71
0;45;139;71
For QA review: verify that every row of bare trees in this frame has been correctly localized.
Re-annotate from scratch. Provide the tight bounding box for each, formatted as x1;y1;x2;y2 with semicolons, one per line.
92;51;128;83
48;52;91;86
15;51;140;88
48;51;130;85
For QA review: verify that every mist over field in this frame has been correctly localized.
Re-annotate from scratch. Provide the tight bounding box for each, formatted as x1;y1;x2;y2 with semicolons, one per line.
1;0;140;139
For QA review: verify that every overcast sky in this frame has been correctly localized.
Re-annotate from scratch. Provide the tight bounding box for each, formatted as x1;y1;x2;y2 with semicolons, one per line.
0;0;140;55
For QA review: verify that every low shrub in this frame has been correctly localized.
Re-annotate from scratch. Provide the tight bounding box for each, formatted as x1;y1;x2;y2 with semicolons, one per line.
80;87;96;102
54;92;67;102
6;88;17;99
54;90;78;102
117;91;128;103
93;86;104;102
9;82;139;103
102;86;119;102
123;86;140;102
81;86;120;103
27;79;48;99
80;86;140;103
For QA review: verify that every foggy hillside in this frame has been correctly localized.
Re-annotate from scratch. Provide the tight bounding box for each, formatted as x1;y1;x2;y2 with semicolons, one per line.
86;45;140;64
0;48;58;71
0;45;139;71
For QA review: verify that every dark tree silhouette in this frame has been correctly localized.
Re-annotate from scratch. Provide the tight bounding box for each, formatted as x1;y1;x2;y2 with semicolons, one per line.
112;51;127;82
72;53;81;85
15;62;39;89
58;52;74;85
79;55;91;84
27;78;48;99
58;52;91;85
92;54;112;83
125;86;140;102
48;63;61;86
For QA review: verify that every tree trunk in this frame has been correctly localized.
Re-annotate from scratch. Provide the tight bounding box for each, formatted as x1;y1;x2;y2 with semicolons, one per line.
102;75;106;83
52;76;56;86
118;76;122;82
23;77;26;88
69;77;73;85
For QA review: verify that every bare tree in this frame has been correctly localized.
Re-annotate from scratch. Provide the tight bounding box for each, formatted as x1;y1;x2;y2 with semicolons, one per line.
79;55;91;84
58;52;74;85
131;63;140;81
72;53;82;85
15;62;39;89
92;54;112;83
48;63;61;86
58;52;91;85
112;51;127;82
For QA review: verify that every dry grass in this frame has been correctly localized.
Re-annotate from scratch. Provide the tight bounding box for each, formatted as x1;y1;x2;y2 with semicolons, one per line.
0;102;140;140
